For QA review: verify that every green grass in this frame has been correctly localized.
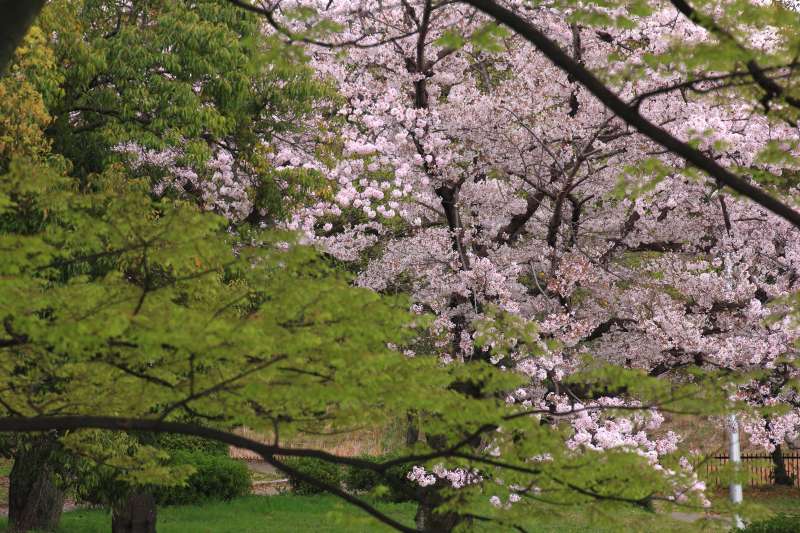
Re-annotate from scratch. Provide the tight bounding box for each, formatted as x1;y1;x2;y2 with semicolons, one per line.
0;487;796;532
0;495;416;533
0;496;728;533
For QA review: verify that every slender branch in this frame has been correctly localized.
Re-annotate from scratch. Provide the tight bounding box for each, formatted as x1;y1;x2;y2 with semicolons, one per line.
666;0;800;112
157;354;287;421
630;66;797;107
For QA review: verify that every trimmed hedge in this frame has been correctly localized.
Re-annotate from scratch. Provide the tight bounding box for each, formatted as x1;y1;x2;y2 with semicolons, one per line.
343;456;380;493
743;515;800;533
283;452;419;502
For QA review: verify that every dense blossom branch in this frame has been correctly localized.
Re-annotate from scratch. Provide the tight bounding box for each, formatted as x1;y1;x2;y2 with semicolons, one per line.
666;0;800;113
182;0;800;516
461;0;800;229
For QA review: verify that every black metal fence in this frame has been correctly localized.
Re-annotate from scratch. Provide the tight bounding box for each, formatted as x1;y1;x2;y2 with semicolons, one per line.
705;454;800;487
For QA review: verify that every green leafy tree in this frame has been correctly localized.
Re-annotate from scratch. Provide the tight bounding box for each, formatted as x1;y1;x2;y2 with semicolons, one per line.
0;2;336;528
38;0;334;220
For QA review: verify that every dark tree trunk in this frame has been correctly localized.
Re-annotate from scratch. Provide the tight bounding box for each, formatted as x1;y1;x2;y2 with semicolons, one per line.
112;492;157;533
405;411;420;446
772;444;794;486
414;489;462;532
8;441;64;532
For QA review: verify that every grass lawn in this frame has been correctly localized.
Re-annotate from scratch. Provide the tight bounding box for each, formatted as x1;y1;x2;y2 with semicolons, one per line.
0;495;417;533
0;487;796;532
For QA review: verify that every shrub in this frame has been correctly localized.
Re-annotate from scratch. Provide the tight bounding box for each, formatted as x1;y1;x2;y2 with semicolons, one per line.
154;450;250;505
343;456;381;493
342;453;417;502
743;514;800;533
381;456;417;502
154;433;229;456
77;450;250;507
282;457;342;495
75;435;241;507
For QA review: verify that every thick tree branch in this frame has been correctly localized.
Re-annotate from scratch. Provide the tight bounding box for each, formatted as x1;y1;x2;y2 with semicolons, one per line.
494;191;546;245
583;317;634;343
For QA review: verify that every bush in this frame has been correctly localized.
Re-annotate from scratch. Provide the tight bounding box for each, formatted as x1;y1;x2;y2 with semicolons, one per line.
743;514;800;533
343;456;381;493
282;457;342;495
75;434;242;507
153;433;229;456
77;449;250;507
342;453;417;502
154;450;251;505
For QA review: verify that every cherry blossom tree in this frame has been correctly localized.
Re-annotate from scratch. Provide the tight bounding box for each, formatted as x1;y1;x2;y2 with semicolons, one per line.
224;0;800;496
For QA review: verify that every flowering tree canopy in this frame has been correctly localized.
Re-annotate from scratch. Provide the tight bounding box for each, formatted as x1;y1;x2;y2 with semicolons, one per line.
223;0;800;506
